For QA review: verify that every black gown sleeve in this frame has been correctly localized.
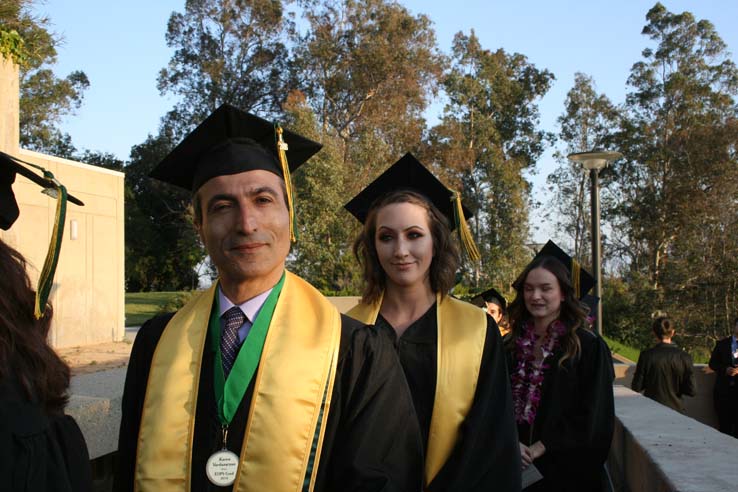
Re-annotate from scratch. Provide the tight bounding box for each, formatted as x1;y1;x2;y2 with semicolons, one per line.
630;350;647;392
113;313;173;492
315;315;424;492
539;331;615;465
428;316;522;492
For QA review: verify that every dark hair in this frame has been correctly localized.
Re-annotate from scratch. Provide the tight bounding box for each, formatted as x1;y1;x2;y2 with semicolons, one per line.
353;190;459;305
652;317;675;340
507;255;588;366
0;240;70;413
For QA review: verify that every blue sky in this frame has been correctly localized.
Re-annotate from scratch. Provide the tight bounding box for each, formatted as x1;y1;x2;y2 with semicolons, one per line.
34;0;738;240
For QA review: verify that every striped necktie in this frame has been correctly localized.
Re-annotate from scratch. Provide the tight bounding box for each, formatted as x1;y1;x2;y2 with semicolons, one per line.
221;306;246;378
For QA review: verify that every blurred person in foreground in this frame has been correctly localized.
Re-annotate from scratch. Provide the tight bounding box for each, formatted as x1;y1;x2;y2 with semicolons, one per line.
0;151;91;492
631;316;695;413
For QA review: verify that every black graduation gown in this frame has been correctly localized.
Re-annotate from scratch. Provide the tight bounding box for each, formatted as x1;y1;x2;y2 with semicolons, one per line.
375;303;522;492
631;342;695;412
506;328;614;492
708;336;738;436
114;311;423;492
0;376;92;492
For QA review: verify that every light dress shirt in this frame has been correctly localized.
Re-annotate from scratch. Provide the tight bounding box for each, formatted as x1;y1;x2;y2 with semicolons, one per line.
218;286;273;343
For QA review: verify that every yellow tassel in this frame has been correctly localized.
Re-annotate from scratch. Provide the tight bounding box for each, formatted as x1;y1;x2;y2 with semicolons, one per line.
275;125;296;242
451;191;481;262
571;259;581;299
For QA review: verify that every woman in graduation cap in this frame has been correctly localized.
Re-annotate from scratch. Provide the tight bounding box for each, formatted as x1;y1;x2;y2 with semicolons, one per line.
0;152;92;492
345;153;521;492
506;241;614;492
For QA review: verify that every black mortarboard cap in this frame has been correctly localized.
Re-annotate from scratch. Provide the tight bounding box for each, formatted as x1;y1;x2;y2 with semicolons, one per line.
512;240;595;299
471;287;508;310
344;152;472;228
0;151;84;230
149;103;323;192
582;294;599;320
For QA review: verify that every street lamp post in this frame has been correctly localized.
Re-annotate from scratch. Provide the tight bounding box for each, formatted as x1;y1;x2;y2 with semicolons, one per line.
567;150;622;337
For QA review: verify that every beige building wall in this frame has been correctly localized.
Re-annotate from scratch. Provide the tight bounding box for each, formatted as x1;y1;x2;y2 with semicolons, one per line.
0;55;125;347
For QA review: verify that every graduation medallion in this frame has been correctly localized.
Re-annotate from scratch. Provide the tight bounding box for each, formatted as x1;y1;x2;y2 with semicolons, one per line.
206;449;239;486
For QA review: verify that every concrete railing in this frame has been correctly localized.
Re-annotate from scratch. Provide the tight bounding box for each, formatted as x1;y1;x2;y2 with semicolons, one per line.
610;385;738;492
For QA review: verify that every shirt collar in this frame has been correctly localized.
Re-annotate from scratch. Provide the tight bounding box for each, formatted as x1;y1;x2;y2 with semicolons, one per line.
218;284;273;323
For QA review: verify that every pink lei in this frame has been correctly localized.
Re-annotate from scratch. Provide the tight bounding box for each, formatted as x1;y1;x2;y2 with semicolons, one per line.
511;319;567;425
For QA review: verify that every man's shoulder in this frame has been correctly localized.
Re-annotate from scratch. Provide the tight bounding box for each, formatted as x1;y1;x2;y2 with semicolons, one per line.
132;312;177;354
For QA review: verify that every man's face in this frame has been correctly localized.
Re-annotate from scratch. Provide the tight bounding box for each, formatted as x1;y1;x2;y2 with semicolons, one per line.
195;170;290;288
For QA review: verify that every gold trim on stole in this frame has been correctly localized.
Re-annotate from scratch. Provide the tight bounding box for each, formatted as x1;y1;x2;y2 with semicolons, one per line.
347;293;487;487
135;272;341;492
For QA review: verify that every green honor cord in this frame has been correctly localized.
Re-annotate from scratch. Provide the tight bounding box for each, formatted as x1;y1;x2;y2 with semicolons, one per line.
210;272;286;426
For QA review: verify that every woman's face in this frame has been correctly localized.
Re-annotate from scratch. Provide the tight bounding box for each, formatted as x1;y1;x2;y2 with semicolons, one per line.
374;201;434;292
523;267;565;324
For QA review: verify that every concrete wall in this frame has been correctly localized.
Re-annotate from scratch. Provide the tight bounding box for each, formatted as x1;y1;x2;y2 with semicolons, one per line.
609;385;738;492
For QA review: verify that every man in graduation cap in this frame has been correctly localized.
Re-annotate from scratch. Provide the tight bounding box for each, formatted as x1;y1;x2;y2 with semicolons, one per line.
114;105;423;492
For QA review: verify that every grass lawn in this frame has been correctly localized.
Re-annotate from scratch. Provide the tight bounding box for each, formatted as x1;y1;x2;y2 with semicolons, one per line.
603;335;640;363
125;291;187;326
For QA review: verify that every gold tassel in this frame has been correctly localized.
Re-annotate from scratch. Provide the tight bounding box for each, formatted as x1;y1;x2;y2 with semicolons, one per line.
571;259;581;299
275;125;296;242
451;191;480;262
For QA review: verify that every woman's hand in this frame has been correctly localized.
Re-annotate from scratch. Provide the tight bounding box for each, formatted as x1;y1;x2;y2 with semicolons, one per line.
519;442;533;469
529;441;546;460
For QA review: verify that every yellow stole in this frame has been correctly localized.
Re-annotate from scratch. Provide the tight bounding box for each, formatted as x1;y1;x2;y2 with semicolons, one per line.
135;272;341;492
347;292;487;486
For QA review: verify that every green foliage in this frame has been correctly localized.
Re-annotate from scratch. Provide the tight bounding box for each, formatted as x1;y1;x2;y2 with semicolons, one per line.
158;0;292;134
285;0;445;292
124;133;206;292
293;0;444;167
0;29;25;64
425;30;554;291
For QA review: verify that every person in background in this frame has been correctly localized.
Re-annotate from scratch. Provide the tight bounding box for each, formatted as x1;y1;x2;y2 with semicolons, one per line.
631;317;696;412
472;287;510;336
0;152;92;492
506;240;614;492
115;105;423;492
345;153;521;492
708;317;738;437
